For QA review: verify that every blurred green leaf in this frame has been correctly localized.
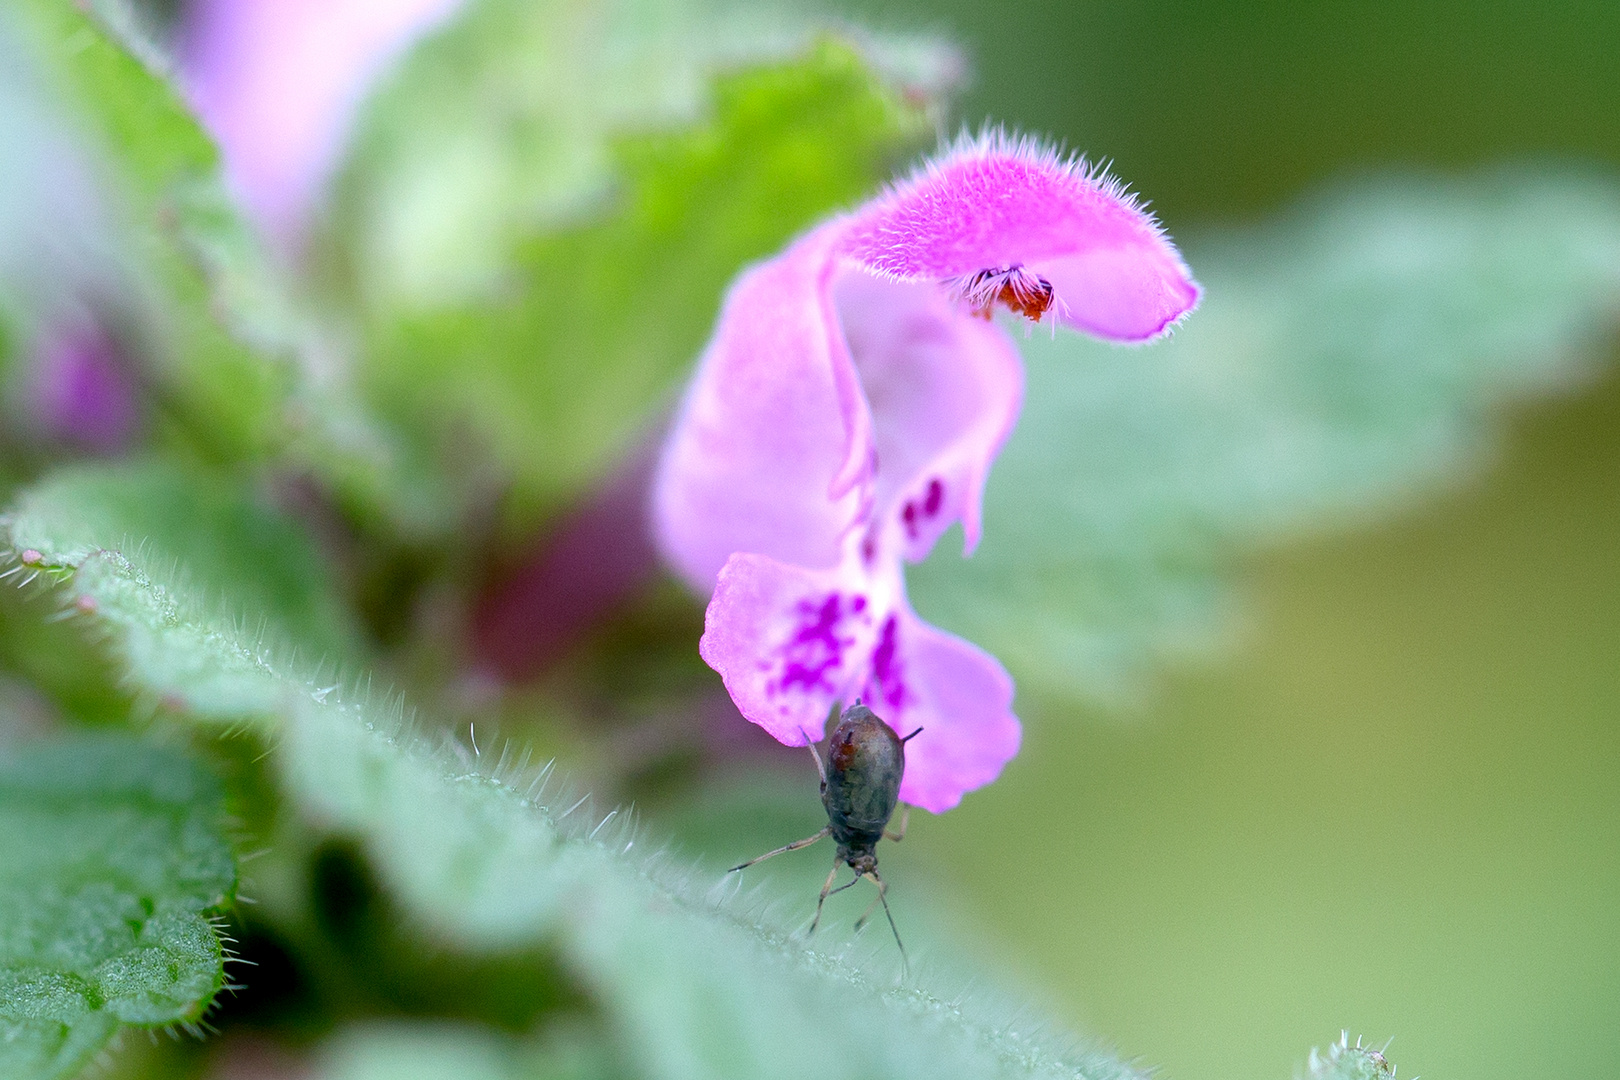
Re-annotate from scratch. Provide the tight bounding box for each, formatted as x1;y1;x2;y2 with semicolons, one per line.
319;1024;1402;1080
0;735;236;1080
331;0;951;309
2;462;1148;1080
9;1;949;537
317;1023;618;1080
7;460;364;663
3;0;288;462
0;2;457;538
911;171;1620;705
1;460;362;725
0;7;125;343
354;36;937;526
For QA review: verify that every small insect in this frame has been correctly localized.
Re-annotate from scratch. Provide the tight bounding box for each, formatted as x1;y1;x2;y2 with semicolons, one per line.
958;264;1056;322
730;703;921;968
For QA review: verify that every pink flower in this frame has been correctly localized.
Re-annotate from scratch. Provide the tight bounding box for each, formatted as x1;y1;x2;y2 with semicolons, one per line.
652;134;1199;812
178;0;464;244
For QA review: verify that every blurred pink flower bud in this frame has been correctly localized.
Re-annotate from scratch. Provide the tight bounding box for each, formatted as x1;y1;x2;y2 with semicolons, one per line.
653;133;1199;812
27;320;141;453
178;0;464;244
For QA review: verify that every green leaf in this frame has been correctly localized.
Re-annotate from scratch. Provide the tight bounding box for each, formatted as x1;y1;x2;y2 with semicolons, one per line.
1306;1036;1398;1080
16;1;213;202
8;460;364;665
0;734;237;1080
316;1023;618;1080
330;0;949;310
0;7;125;336
3;462;1148;1080
1;0;424;531
354;36;937;525
911;171;1620;706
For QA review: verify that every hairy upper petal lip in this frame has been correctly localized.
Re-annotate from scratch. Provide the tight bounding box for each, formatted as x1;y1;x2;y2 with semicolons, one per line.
840;131;1201;338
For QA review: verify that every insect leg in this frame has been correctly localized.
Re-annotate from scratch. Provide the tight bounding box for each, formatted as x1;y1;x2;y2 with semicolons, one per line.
884;805;910;842
808;860;841;935
809;863;868;935
727;826;831;873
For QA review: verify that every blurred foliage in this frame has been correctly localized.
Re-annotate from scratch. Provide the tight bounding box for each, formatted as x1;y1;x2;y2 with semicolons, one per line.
314;1023;619;1080
9;461;363;658
0;735;236;1079
840;0;1620;223
325;0;949;309
916;367;1620;1080
912;170;1620;704
3;0;288;463
344;33;939;529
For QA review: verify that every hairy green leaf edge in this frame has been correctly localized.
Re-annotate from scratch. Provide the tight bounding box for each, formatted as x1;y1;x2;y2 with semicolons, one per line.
1306;1033;1400;1080
3;463;1143;1080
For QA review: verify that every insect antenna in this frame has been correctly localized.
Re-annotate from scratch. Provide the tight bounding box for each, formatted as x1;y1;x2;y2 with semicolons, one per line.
797;727;828;787
727;826;830;873
866;869;908;977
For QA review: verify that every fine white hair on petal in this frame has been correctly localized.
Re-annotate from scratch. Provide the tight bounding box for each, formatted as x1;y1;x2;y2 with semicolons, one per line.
833;121;1200;343
882;122;1169;244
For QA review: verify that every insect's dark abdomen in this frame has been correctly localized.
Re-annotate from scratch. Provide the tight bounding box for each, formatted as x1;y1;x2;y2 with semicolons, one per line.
822;705;903;849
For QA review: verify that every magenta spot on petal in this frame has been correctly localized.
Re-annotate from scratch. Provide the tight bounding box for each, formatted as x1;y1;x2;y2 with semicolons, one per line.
901;502;918;538
851;595;867;613
922;478;943;517
774;593;853;695
867;614;907;711
861;534;877;564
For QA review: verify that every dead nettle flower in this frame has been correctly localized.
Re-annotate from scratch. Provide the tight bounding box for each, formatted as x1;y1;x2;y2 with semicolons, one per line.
652;133;1199;813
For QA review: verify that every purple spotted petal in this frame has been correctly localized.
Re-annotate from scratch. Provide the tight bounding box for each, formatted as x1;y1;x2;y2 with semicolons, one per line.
839;133;1200;341
654;223;872;590
179;0;464;242
835;271;1023;560
870;607;1019;814
700;550;1018;811
699;552;882;747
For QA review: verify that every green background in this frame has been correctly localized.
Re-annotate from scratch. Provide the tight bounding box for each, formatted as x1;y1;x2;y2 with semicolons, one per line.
836;2;1620;1079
